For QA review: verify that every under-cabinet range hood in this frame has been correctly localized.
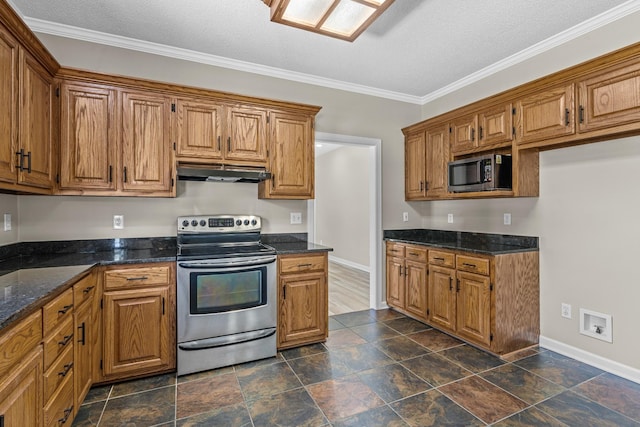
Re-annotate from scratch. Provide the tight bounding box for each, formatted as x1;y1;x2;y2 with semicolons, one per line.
177;164;271;183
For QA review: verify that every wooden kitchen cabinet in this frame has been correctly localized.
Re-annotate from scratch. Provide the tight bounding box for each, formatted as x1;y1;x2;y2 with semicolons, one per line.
404;122;449;200
59;81;117;192
102;263;176;381
0;347;43;427
73;272;98;414
259;111;314;199
451;104;513;154
404;131;425;200
450;114;478;153
277;253;328;349
516;83;575;145
385;242;428;321
0;24;18;185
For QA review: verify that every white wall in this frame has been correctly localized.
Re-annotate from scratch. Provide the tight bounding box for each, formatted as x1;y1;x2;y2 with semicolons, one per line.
418;10;640;372
315;145;370;267
0;193;19;245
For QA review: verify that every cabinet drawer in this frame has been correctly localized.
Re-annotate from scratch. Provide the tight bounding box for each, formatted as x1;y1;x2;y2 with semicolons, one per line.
44;370;74;427
0;311;42;378
456;254;490;275
104;265;171;290
386;242;405;258
43;287;74;336
43;341;74;403
73;272;97;306
279;254;326;275
43;316;74;370
428;250;455;268
405;245;427;262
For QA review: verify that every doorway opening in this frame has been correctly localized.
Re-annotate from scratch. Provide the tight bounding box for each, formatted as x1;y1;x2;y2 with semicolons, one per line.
307;132;383;315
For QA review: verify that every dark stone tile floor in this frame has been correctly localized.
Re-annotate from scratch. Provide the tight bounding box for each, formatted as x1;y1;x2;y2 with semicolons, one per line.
73;309;640;426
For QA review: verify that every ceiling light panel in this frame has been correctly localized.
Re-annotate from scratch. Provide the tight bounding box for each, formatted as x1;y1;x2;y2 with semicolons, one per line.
321;1;375;37
282;0;334;26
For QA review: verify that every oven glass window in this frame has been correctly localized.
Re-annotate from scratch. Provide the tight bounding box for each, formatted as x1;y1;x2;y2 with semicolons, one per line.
190;267;267;314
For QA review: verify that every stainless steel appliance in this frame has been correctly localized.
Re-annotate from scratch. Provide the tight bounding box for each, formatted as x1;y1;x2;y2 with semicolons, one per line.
448;154;512;193
176;214;277;376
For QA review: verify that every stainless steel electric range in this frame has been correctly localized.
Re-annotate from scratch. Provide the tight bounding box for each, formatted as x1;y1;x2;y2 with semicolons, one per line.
176;214;277;376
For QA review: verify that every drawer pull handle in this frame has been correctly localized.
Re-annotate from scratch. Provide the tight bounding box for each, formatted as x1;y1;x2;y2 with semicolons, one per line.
462;263;477;268
408;252;419;256
126;276;149;281
390;249;399;253
58;406;73;425
82;286;95;294
58;362;73;377
78;322;86;345
297;263;312;268
58;304;73;315
58;334;73;347
433;257;445;261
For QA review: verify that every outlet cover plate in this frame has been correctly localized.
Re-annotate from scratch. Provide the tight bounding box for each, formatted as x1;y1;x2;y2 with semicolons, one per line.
290;212;302;224
3;213;11;231
561;303;572;319
113;215;124;229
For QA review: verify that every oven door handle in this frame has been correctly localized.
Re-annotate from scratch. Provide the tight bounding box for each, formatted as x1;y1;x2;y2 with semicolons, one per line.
178;327;276;351
178;256;276;269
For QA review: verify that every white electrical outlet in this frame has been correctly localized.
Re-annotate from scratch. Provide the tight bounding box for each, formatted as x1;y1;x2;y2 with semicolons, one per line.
113;215;124;229
3;214;11;231
561;303;572;319
403;212;409;222
290;212;302;224
504;213;512;225
447;213;454;224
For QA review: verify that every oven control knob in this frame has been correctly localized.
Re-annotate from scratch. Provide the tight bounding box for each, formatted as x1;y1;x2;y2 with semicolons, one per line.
182;220;189;227
236;219;242;226
251;219;257;226
244;219;250;226
199;220;206;226
191;220;198;226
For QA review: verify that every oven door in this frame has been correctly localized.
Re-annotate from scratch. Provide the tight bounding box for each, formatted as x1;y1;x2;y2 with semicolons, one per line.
177;255;277;342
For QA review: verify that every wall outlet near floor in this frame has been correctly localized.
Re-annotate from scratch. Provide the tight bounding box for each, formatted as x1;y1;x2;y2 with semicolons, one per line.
561;303;572;319
3;213;11;231
113;215;124;229
447;213;454;224
403;212;409;222
290;212;302;224
504;213;512;225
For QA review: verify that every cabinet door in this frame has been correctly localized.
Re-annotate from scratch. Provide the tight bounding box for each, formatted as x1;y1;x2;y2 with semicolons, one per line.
18;50;53;189
478;103;513;146
121;91;173;193
0;347;43;427
175;98;223;160
0;26;18;184
225;106;267;163
450;114;477;153
425;124;449;198
103;286;173;378
385;256;405;309
578;60;640;133
428;265;456;332
59;82;117;190
260;111;313;199
405;260;427;320
517;84;575;144
404;132;425;200
456;271;491;347
279;272;326;346
74;300;93;414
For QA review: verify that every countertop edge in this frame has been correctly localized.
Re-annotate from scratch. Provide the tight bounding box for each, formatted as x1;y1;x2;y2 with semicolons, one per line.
384;237;539;255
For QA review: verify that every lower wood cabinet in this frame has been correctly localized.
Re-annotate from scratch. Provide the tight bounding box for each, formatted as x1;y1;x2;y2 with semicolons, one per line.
101;263;176;381
277;252;328;349
386;241;539;356
73;271;99;415
0;346;43;427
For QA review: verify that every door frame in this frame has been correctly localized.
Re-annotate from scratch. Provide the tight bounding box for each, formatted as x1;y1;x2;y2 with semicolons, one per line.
308;132;385;310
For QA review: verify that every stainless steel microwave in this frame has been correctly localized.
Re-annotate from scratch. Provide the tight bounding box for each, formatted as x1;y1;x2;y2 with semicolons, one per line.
448;154;512;193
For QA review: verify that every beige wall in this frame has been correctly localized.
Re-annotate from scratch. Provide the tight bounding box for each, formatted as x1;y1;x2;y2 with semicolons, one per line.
0;193;19;245
418;11;640;371
316;145;370;268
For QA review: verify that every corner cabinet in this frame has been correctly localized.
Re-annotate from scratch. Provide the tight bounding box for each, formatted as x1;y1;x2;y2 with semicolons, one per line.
259;111;315;199
101;263;176;381
277;253;328;349
385;241;539;356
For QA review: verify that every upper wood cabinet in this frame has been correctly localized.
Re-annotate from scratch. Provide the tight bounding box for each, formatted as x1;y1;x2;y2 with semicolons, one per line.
578;59;640;134
121;90;174;194
516;84;575;145
259;111;314;199
450;114;477;153
404;123;449;200
225;106;268;164
450;104;513;154
0;25;18;185
59;81;117;191
404;131;425;200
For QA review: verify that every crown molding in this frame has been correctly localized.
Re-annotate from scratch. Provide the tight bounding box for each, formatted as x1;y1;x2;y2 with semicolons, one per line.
419;0;640;104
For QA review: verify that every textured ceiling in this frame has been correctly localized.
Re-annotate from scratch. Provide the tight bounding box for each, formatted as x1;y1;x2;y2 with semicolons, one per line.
8;0;636;102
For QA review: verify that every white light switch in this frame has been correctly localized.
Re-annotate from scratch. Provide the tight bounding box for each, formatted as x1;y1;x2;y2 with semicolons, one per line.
402;212;409;222
3;214;11;231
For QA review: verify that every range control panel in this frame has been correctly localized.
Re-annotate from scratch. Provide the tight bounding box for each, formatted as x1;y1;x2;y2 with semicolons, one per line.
177;215;261;233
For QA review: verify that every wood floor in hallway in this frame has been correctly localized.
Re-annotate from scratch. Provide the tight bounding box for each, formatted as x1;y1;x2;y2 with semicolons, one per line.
328;260;370;316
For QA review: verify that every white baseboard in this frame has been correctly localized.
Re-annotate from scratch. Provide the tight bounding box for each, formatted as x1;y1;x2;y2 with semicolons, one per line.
539;336;640;384
328;255;370;273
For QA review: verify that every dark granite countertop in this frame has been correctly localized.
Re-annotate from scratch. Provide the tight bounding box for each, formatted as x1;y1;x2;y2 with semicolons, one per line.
384;229;538;255
262;233;333;254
